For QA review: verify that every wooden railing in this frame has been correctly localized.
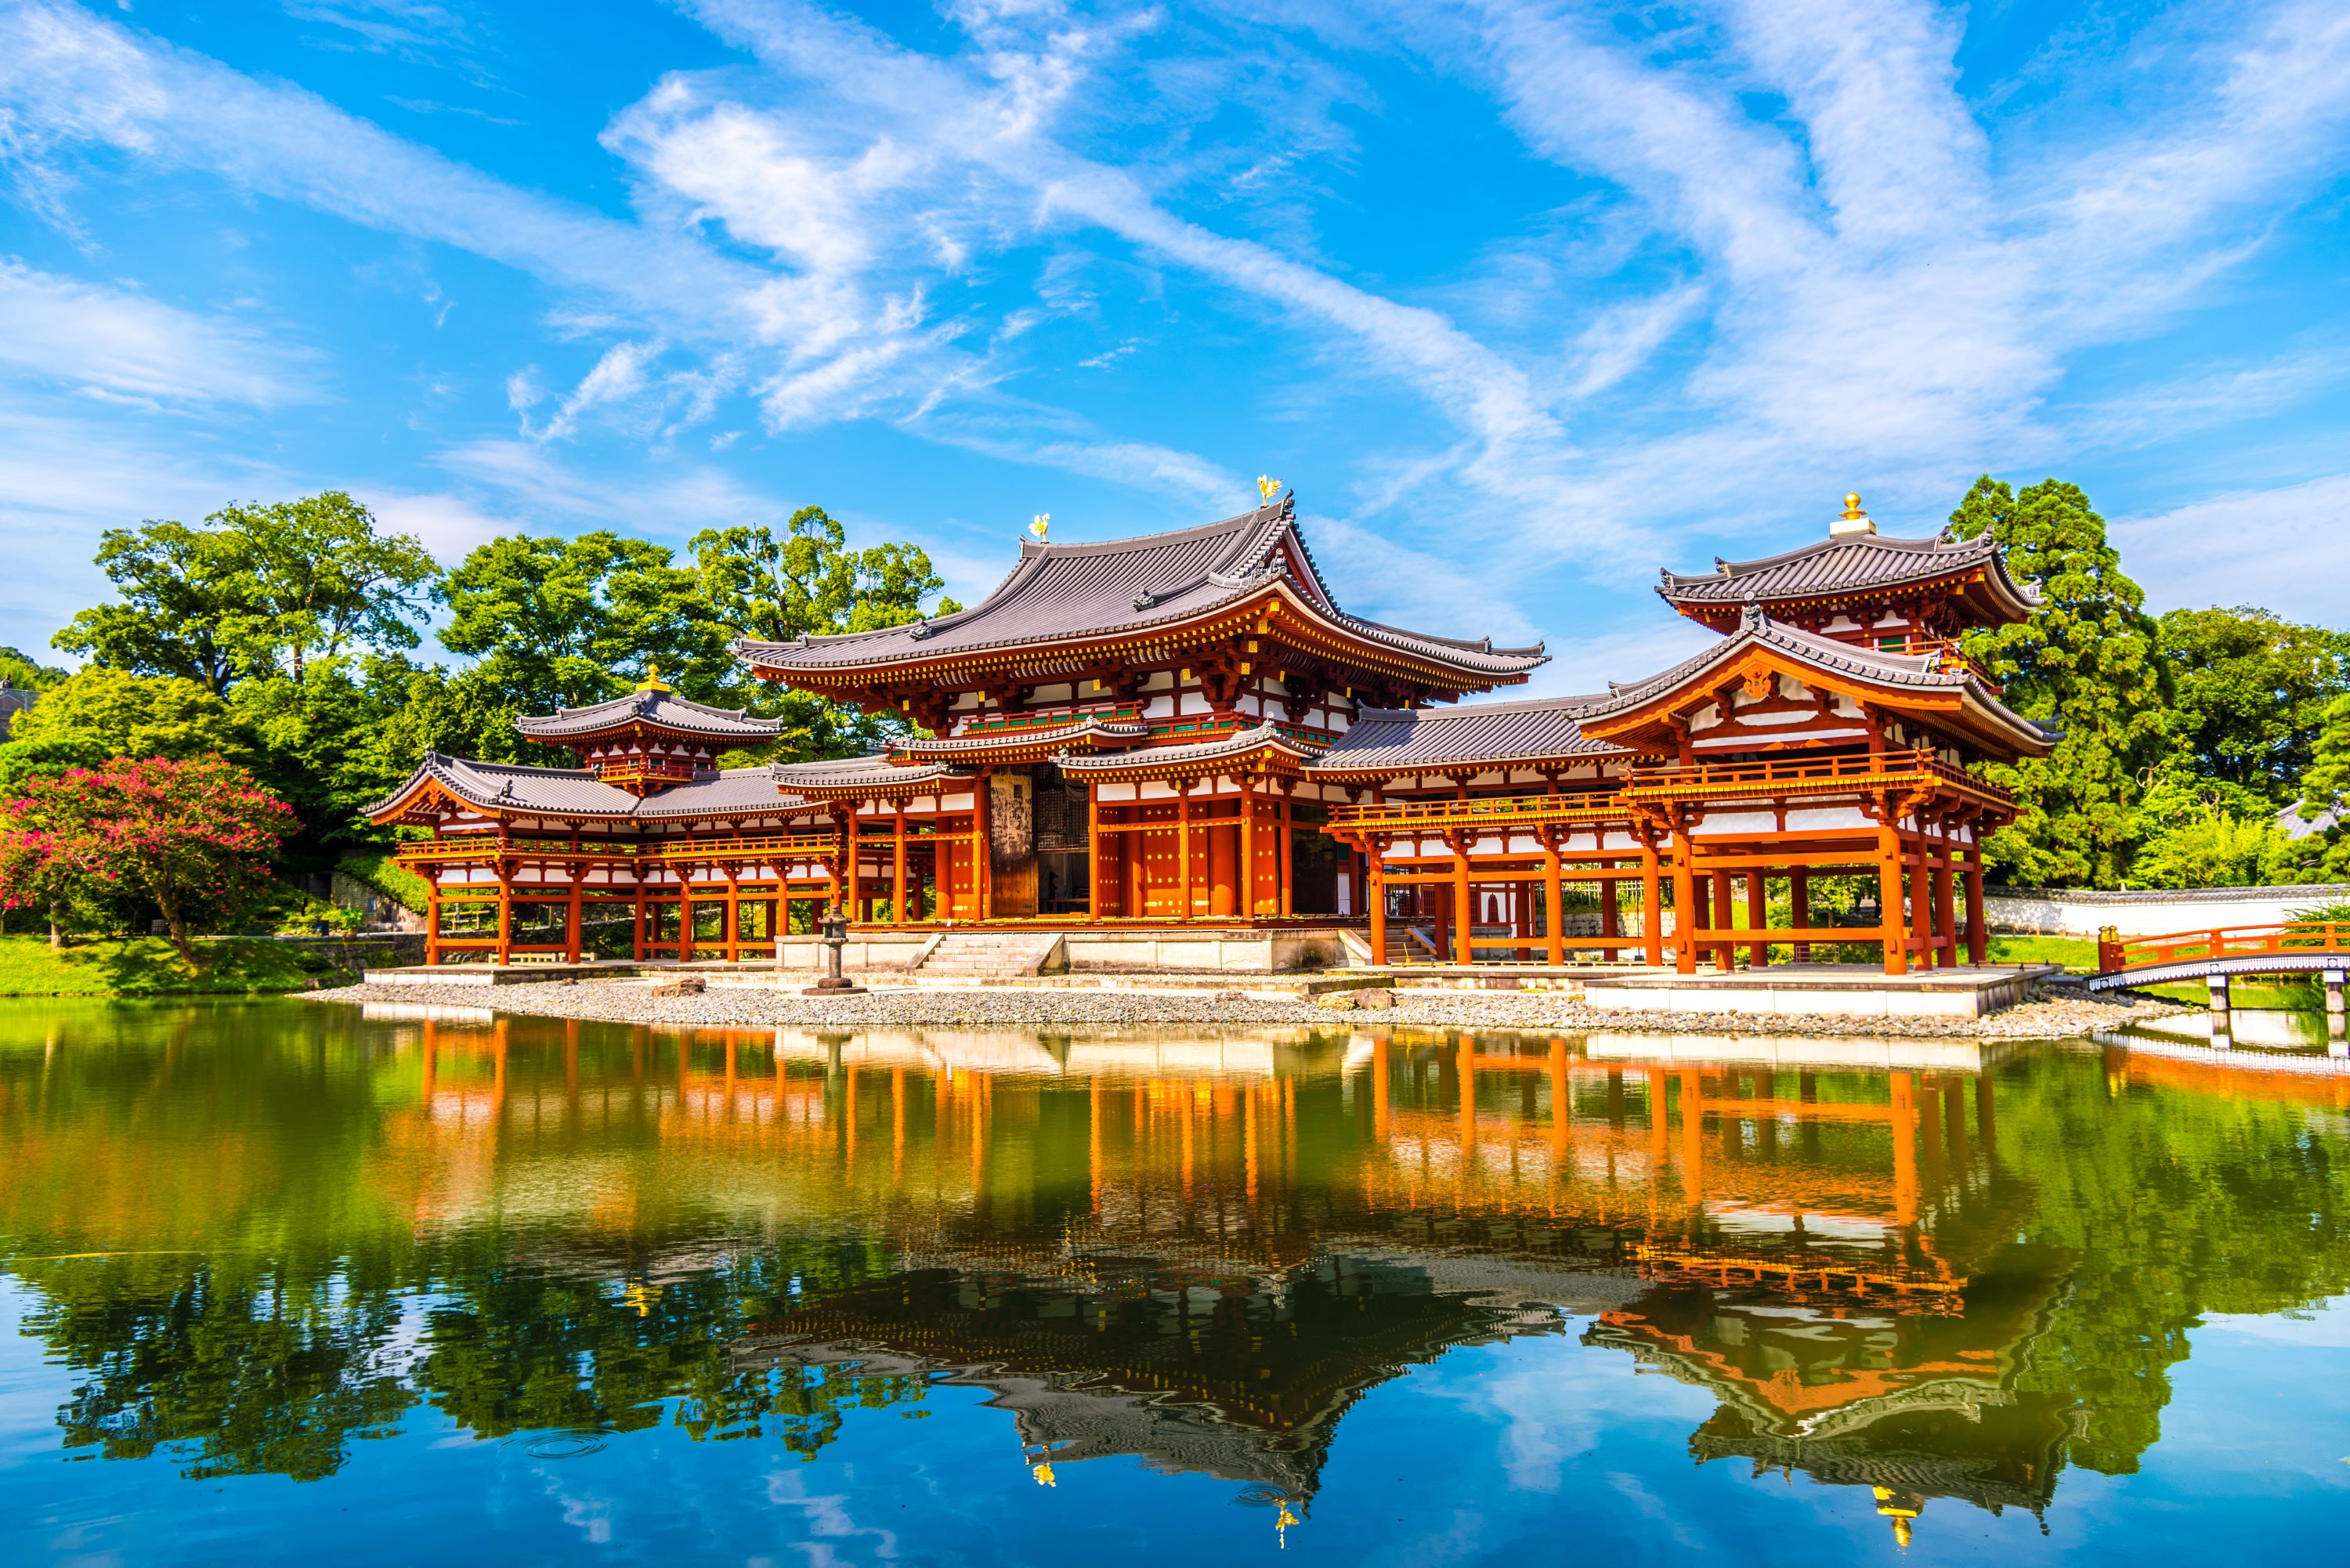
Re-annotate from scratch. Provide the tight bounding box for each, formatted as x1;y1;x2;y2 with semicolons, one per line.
952;703;1144;737
1625;748;2013;807
2096;921;2350;974
1327;789;1625;833
396;832;844;865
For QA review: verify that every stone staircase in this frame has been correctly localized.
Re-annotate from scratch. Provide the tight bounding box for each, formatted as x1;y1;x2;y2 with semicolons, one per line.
1385;923;1441;964
916;931;1065;978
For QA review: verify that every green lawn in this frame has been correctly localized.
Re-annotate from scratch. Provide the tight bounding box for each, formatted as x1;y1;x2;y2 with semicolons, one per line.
0;935;357;996
1986;934;2100;971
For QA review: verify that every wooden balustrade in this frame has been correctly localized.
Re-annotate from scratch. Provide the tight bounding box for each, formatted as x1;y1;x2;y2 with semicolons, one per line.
1326;789;1625;833
396;832;844;865
1624;747;2013;807
2096;921;2350;974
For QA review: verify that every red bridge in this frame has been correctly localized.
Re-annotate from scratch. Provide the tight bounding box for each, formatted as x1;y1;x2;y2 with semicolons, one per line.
2089;921;2350;992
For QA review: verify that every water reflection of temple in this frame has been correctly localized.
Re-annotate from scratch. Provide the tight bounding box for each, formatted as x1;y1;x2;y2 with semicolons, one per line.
369;1017;2071;1536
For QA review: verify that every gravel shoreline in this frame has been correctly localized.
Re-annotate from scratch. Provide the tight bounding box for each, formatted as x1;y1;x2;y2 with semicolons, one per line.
317;976;2187;1040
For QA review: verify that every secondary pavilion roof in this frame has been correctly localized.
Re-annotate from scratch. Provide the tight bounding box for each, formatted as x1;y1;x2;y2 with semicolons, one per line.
1577;607;2054;759
1055;722;1324;784
514;685;789;743
1305;695;1632;781
736;493;1548;692
769;754;971;800
1658;529;2039;630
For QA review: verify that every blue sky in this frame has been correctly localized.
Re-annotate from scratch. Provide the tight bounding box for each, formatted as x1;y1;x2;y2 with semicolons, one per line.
2;0;2346;696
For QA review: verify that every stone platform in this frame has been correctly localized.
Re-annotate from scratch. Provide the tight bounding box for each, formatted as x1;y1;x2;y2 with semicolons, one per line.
1574;963;2059;1019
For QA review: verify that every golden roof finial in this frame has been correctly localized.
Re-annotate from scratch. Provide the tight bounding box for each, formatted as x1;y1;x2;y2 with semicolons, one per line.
1257;474;1282;503
1032;1461;1056;1487
635;663;672;692
1275;1500;1299;1548
1831;490;1877;537
1029;512;1050;541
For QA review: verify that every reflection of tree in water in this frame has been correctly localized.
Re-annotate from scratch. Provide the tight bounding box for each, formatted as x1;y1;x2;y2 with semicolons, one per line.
16;1238;932;1481
5;1010;2350;1505
21;1256;413;1482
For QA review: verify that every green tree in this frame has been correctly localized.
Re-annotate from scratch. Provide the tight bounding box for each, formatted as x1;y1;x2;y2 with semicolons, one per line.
52;519;255;693
211;492;439;683
51;493;437;692
690;506;955;643
2154;605;2350;800
436;532;732;719
0;645;69;690
0;668;256;793
689;507;959;758
1949;477;2167;887
2128;768;2305;887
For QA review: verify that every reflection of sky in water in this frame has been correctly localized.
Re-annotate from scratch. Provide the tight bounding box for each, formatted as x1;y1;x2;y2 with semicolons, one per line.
2;999;2348;1564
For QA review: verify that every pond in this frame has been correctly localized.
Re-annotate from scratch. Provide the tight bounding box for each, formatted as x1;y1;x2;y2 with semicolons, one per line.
2;999;2347;1564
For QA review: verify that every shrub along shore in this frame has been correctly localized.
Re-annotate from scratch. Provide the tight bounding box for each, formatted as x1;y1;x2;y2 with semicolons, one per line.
0;935;354;996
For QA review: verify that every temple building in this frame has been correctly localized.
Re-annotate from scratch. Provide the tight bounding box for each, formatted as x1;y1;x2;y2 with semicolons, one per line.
371;490;2051;974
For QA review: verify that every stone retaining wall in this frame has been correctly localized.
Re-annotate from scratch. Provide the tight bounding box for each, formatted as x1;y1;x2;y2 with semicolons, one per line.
1985;882;2350;937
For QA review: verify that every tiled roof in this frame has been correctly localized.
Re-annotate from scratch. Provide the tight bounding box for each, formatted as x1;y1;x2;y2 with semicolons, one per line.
368;755;880;822
367;754;645;819
1306;695;1629;775
637;767;824;819
1582;607;2052;753
515;688;787;741
896;717;1150;757
736;496;1546;683
770;755;970;795
1057;723;1324;775
1658;530;2040;614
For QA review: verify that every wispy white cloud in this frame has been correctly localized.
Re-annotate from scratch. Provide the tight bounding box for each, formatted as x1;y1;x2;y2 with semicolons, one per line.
0;259;310;406
2116;470;2350;624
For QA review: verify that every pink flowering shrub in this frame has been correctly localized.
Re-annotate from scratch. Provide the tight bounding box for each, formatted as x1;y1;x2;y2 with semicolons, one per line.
0;756;296;960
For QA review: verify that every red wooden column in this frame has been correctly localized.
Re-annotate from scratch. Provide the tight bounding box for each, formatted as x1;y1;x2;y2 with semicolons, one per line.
1963;842;1988;966
495;859;514;966
1788;871;1811;963
1238;777;1257;917
1277;793;1294;918
1910;820;1934;969
425;875;442;966
725;868;742;962
1451;832;1473;966
1876;818;1908;976
1670;835;1698;975
891;800;908;927
1930;817;1958;968
1366;840;1387;961
1087;782;1104;919
678;877;695;963
1177;783;1194;919
1542;836;1566;966
974;773;992;921
1598;869;1619;962
1744;872;1767;968
566;870;584;963
631;883;646;961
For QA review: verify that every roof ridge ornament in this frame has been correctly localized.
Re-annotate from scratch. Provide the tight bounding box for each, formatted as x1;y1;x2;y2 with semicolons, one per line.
1831;490;1876;537
1256;474;1282;503
635;663;671;692
1029;512;1050;542
1741;600;1767;631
